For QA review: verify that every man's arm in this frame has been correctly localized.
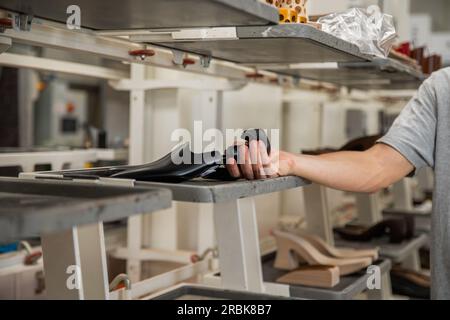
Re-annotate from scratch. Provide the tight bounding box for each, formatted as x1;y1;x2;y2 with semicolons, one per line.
288;143;413;193
226;142;414;194
227;70;444;193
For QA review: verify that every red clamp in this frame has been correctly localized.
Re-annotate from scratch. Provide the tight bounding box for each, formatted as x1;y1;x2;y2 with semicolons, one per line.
190;254;200;263
245;72;264;79
182;57;196;67
128;49;155;60
24;251;43;265
0;18;12;28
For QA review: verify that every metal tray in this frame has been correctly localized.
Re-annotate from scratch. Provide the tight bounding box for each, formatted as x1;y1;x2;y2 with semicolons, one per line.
136;176;309;203
150;284;295;300
334;233;428;264
261;251;391;300
32;167;310;203
272;59;425;89
0;177;171;244
0;0;278;30
147;24;369;65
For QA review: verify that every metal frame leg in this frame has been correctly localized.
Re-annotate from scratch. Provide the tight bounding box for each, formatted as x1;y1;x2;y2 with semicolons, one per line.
402;250;421;272
77;222;109;299
197;203;215;253
127;216;142;282
368;273;393;300
303;184;334;245
41;228;84;300
392;179;413;211
41;223;109;300
213;197;264;293
355;192;383;225
126;63;146;282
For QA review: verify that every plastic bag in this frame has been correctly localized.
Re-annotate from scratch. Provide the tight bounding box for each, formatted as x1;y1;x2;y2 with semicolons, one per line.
318;7;397;58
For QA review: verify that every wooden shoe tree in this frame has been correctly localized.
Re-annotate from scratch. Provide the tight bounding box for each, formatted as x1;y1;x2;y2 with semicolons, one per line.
273;230;372;276
276;265;340;288
286;228;379;260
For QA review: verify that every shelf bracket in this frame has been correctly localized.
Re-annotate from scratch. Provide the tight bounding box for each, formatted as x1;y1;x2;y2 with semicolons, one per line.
172;49;185;66
11;13;33;31
200;55;212;68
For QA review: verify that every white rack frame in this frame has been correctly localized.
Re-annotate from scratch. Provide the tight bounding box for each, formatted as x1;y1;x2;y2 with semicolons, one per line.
0;6;426;300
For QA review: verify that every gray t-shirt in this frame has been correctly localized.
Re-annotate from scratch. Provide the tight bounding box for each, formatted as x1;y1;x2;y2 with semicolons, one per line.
378;67;450;299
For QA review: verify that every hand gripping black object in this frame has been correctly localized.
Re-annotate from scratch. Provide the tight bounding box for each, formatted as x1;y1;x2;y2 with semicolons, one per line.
62;129;271;182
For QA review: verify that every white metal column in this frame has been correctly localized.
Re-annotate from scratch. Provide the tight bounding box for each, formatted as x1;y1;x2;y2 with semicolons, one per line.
213;198;265;293
41;228;84;300
417;168;434;194
355;192;383;225
77;223;109;299
392;179;413;211
368;273;393;300
41;223;110;300
127;63;146;282
196;90;222;253
303;184;334;245
197;204;216;253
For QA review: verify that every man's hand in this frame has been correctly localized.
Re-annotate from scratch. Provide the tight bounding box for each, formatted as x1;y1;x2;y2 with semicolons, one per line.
225;140;295;180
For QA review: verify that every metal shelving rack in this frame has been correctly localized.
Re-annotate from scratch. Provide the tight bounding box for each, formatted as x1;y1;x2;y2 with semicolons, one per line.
0;177;172;299
0;0;279;30
0;0;429;300
129;23;425;90
0;2;426;89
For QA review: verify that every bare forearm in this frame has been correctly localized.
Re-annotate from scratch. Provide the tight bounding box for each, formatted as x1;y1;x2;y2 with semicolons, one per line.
289;144;414;193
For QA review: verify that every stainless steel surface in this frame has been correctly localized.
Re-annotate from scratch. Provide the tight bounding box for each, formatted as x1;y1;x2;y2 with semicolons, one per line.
0;177;171;243
1;17;283;86
0;0;277;30
151;24;369;65
33;167;309;203
271;59;425;89
137;176;310;203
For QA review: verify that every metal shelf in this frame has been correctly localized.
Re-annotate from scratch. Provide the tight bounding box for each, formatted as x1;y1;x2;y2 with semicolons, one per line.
262;252;391;300
269;58;425;89
135;176;310;203
335;233;428;264
0;177;171;244
31;168;310;203
0;0;278;30
142;24;369;65
1;7;425;90
139;23;425;89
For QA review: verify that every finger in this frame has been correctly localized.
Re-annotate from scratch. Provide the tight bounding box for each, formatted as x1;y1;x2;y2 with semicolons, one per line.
237;144;252;179
259;140;271;167
226;158;241;178
258;140;273;177
249;140;260;179
257;147;266;179
243;146;254;180
259;140;279;178
266;164;279;178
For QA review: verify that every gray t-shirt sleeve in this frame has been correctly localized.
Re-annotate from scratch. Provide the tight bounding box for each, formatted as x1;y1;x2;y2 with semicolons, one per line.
377;75;437;173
